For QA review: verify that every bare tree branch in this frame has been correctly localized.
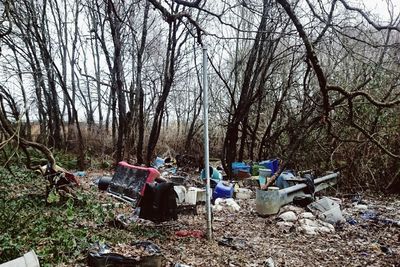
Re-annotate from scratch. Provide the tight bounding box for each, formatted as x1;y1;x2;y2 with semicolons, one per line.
338;0;400;32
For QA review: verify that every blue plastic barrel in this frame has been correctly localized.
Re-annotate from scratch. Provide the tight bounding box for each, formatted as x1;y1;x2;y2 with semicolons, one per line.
213;181;233;200
259;159;279;174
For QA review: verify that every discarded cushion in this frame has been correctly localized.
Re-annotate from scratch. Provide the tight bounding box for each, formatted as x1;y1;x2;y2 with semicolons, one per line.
139;182;178;223
108;161;160;201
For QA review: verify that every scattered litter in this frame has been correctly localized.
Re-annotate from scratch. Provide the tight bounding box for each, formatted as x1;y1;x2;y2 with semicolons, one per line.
218;236;247;250
200;166;222;182
96;176;112;191
108;161;161;202
360;210;377;220
307;197;344;224
346;218;358;225
153;156;165;168
175;230;204;238
74;171;86;177
40;163;80;187
88;241;163;267
170;175;186;185
186;187;211;205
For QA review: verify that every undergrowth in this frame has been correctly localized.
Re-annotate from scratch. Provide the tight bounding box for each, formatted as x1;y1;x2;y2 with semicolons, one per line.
0;166;166;266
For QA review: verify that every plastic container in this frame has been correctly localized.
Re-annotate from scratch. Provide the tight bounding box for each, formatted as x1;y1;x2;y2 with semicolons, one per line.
258;168;272;186
153;157;165;168
186;188;197;205
200;167;222;181
196;188;212;203
231;162;251;174
185;187;211;204
173;185;186;204
98;176;113;191
259;159;279;174
213;181;234;200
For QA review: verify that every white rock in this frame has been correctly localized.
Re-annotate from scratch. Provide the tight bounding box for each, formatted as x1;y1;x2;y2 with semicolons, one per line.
213;198;240;212
299;218;319;228
300;225;317;235
318;226;334;233
276;221;294;232
317;220;336;232
280;205;304;214
264;257;275;267
225;198;241;212
278;211;298;222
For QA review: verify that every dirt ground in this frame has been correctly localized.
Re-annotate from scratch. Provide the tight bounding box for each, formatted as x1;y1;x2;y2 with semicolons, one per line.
84;172;400;267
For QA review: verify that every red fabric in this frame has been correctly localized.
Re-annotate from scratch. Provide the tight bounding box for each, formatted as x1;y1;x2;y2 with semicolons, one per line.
175;230;204;238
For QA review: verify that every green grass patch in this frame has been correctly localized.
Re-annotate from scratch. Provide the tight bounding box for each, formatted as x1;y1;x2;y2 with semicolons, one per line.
0;166;166;265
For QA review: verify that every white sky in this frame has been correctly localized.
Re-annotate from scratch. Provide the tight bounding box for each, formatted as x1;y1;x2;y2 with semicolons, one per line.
358;0;400;23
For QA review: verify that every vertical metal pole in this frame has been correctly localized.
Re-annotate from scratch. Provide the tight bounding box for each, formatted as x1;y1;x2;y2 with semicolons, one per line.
202;45;212;240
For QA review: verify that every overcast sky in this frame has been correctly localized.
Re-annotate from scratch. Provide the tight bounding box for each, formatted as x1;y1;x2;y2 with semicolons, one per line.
360;0;400;22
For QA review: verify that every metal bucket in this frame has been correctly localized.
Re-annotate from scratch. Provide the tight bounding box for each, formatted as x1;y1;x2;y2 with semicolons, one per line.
256;187;281;216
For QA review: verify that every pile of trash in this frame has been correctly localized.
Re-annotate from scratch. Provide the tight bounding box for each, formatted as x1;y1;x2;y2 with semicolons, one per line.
90;155;341;225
